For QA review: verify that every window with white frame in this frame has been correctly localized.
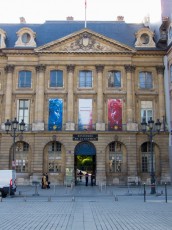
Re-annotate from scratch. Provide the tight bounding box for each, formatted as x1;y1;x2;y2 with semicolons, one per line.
141;101;153;122
109;142;122;173
18;99;29;130
48;142;62;173
139;71;153;89
141;101;153;123
50;70;63;87
18;70;32;88
141;142;155;173
79;70;92;87
108;71;121;87
15;142;29;172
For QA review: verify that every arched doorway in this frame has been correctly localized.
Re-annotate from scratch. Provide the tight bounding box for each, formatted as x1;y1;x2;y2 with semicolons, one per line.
74;141;96;185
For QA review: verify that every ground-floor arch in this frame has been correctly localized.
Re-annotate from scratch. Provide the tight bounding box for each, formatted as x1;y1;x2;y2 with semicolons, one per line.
74;141;96;185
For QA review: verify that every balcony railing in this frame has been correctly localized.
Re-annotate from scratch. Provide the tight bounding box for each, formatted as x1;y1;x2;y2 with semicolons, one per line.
1;122;167;132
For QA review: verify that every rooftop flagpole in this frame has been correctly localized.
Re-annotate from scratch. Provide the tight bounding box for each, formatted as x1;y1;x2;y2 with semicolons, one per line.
85;0;87;28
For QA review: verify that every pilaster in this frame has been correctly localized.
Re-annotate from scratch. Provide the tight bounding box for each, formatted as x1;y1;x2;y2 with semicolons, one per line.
4;65;14;121
96;65;105;131
125;65;138;131
66;65;75;130
156;65;165;121
32;64;46;131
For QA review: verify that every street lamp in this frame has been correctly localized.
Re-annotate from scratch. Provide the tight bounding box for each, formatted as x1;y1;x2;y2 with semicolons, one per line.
141;117;161;194
5;118;25;170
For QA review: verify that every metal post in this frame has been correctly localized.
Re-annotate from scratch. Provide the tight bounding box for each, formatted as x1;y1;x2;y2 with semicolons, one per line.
165;183;167;203
144;183;146;202
12;130;16;170
150;129;156;194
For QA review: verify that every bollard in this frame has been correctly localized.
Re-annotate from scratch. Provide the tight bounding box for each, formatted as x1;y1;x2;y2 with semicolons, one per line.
48;196;51;202
23;196;27;202
165;183;167;203
114;195;118;201
0;191;2;202
72;196;75;202
144;183;146;202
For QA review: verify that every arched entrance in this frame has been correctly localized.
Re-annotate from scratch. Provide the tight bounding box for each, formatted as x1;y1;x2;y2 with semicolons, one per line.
74;141;96;185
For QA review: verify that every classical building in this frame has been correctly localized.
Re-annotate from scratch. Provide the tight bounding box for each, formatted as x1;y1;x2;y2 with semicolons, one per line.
0;15;170;186
160;0;172;181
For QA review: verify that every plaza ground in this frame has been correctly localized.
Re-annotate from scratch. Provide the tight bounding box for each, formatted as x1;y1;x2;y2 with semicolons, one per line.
0;184;172;230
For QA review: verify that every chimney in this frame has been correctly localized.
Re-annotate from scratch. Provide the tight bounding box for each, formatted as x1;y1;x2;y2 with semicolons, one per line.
20;17;26;24
116;16;124;22
66;16;74;21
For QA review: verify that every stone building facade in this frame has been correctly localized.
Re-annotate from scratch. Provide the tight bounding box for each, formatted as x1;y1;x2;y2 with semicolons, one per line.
0;18;170;185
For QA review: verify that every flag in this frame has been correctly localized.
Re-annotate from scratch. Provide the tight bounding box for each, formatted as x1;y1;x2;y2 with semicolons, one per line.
85;0;87;8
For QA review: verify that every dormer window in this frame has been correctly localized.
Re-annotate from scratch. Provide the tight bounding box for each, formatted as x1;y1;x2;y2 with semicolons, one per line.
140;33;150;45
15;27;36;47
0;28;6;48
135;28;155;48
22;33;31;44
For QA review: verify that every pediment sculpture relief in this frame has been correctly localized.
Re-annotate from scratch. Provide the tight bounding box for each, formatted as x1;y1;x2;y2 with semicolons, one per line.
58;32;122;52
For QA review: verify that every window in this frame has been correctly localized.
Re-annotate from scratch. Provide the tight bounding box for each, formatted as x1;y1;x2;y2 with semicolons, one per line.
22;33;31;44
79;70;92;87
109;142;122;173
141;101;153;123
108;71;121;87
141;142;155;173
140;33;149;44
18;70;31;88
170;65;172;82
139;71;152;89
50;70;63;87
15;142;29;172
18;100;29;130
169;27;172;39
48;142;62;173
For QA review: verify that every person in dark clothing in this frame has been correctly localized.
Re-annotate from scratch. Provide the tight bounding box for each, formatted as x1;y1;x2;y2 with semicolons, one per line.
78;170;83;181
85;172;89;186
46;173;50;189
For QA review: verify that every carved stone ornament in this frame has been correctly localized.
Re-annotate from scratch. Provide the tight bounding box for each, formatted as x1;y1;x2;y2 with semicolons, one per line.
0;28;6;48
135;28;156;48
59;32;114;52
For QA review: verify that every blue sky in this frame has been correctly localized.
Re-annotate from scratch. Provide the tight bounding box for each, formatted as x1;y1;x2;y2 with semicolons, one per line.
0;0;161;23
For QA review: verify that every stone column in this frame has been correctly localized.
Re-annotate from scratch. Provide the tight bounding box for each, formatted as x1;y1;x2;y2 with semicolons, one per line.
66;65;75;130
4;65;14;120
96;65;105;131
156;66;165;121
32;64;46;131
125;65;138;131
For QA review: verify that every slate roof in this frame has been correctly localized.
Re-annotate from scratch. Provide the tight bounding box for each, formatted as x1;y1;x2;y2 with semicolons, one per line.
0;20;159;49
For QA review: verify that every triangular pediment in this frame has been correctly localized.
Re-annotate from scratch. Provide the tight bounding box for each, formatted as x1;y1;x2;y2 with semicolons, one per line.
35;29;135;53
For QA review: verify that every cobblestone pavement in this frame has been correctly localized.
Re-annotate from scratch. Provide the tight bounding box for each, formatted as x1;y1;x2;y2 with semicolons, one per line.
0;185;172;230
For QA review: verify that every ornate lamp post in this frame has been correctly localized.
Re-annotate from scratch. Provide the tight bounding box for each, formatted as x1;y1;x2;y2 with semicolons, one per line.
141;117;161;194
5;118;25;170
